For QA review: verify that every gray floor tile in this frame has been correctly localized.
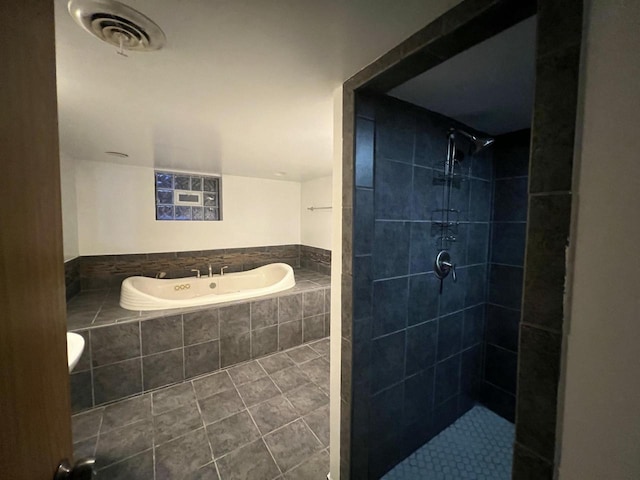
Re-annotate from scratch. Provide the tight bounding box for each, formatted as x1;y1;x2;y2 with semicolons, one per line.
199;388;245;424
298;357;330;386
264;419;323;473
249;395;299;435
72;408;103;441
206;410;260;459
286;345;320;364
154;403;204;445
258;352;295;374
286;384;329;416
237;376;280;407
304;404;330;447
155;428;213;480
309;338;330;357
96;418;153;468
194;371;235;399
228;360;266;385
152;383;197;415
98;449;154;480
101;395;151;432
270;366;310;392
185;462;220;480
215;439;280;480
284;450;329;480
73;436;97;459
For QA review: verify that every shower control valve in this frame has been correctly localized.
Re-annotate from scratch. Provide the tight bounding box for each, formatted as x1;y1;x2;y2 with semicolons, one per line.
434;250;457;282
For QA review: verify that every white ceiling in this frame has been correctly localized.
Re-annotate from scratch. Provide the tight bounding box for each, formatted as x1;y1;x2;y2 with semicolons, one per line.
390;16;536;136
54;0;462;181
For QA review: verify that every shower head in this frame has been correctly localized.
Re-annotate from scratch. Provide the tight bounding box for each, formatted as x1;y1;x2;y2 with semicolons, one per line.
449;128;494;155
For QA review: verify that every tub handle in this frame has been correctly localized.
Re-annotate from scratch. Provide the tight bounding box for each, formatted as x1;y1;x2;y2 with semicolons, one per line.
191;269;201;279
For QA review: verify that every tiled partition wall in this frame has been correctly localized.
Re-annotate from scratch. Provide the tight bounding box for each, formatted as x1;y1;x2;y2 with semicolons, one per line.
483;129;531;421
70;288;330;413
350;93;493;478
65;244;331;294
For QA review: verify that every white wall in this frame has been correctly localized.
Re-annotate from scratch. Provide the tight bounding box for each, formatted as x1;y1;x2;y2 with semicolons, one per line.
59;153;79;261
301;176;333;250
75;161;301;255
559;1;640;478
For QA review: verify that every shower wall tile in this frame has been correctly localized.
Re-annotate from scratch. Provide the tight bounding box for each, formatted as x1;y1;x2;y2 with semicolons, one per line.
412;167;442;220
405;320;437;376
462;305;484;349
467;223;489;264
375;159;413;219
372;277;408;337
437;312;463;361
353;255;373;320
434;353;461;405
409;222;436;273
491;222;527;266
376;103;415;164
354;189;374;255
373;221;410;279
371;331;405;393
355;117;375;188
484;345;518;393
489;265;523;311
408;273;439;325
486;304;520;352
494;129;531;179
469;179;492;221
493;177;528;222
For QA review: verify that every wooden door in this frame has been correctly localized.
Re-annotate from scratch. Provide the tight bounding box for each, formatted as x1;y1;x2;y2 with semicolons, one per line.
0;1;73;479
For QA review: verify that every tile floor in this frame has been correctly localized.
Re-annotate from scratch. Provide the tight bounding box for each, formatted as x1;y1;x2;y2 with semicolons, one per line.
383;405;515;480
72;339;330;480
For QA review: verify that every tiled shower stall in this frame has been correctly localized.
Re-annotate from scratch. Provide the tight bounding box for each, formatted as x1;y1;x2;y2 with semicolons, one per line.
350;93;530;478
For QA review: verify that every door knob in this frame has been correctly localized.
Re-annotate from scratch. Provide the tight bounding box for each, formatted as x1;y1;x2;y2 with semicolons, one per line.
55;458;96;480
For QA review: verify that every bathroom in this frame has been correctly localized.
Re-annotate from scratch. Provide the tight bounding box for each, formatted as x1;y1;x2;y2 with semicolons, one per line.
3;1;640;480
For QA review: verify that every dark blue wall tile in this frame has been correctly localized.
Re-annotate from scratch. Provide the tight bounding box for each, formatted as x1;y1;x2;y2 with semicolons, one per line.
375;160;413;219
373;221;410;279
403;368;435;425
376;105;415;164
372;278;408;338
486;304;520;352
435;353;461;405
462;305;484;348
493;177;528;222
406;320;437;375
491;222;527;266
371;331;406;393
465;264;487;307
355;117;374;188
481;382;516;423
412;167;442;220
485;345;518;394
439;268;465;315
469;179;492;221
449;178;470;222
494;129;531;179
470;145;494;180
460;345;483;393
414;114;448;167
448;223;467;267
370;383;404;439
353;255;372;320
354;188;374;255
408;274;439;325
437;312;463;361
489;264;524;310
467;223;489;265
409;222;438;274
433;395;459;435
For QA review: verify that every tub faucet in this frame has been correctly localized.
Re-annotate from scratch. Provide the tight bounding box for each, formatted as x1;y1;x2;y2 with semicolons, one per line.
208;264;213;277
220;265;229;276
191;269;201;279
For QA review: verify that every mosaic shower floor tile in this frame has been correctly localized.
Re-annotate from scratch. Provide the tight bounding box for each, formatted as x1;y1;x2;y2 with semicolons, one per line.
383;405;514;480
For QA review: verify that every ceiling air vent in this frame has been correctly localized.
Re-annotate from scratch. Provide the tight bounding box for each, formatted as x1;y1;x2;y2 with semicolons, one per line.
68;0;166;52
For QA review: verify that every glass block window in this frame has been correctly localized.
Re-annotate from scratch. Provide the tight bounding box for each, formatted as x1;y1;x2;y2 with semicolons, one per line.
155;171;221;221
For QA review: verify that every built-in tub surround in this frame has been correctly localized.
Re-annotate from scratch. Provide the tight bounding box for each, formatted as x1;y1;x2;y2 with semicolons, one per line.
120;263;295;311
68;268;330;413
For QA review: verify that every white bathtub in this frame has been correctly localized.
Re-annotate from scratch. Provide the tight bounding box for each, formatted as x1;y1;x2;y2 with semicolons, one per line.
120;263;295;311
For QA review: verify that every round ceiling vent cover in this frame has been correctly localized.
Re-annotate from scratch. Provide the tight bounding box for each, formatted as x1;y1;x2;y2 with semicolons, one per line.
68;0;166;52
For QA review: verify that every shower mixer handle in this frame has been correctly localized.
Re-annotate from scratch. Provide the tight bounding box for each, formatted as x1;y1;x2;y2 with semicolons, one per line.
442;261;457;282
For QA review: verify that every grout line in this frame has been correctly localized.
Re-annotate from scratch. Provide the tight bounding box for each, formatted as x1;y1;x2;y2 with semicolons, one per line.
181;314;186;380
192;382;216;469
